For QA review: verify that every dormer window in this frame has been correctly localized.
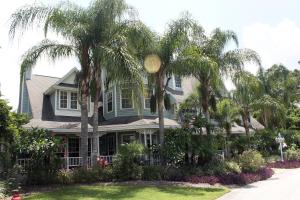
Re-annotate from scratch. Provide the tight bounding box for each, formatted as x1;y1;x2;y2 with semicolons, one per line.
175;75;182;88
70;92;78;110
58;90;79;110
121;88;133;109
60;91;68;109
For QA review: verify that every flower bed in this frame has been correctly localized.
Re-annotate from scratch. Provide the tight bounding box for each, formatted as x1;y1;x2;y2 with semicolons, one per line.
267;160;300;169
185;167;274;186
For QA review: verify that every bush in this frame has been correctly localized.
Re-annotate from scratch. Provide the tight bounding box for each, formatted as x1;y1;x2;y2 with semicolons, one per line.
239;150;265;172
91;165;113;182
72;167;98;183
56;169;74;185
112;142;144;180
286;145;300;161
142;166;162;181
162;166;185;181
224;161;241;174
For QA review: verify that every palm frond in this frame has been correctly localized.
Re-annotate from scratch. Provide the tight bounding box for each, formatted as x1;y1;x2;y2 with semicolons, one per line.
20;39;75;80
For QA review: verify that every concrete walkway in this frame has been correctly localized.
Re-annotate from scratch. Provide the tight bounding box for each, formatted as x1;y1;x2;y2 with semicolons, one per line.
218;168;300;200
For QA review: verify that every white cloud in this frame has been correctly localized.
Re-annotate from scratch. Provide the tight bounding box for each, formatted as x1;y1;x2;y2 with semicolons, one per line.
242;19;300;74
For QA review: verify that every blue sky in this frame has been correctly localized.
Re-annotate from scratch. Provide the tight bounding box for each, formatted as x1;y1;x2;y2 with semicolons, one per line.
0;0;299;109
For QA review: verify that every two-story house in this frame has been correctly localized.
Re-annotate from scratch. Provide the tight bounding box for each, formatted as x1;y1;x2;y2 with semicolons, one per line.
18;67;197;168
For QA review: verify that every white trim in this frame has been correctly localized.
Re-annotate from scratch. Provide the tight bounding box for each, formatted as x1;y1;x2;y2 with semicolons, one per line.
59;90;68;109
106;91;113;113
144;88;151;110
120;88;134;110
58;90;79;111
70;92;79;110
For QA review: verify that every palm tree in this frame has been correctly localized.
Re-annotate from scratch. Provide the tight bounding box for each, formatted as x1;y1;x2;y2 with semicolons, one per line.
233;70;262;135
174;27;261;134
146;14;200;152
87;0;146;165
10;0;151;167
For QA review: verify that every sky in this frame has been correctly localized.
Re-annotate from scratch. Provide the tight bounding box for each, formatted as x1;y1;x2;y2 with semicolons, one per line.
0;0;300;110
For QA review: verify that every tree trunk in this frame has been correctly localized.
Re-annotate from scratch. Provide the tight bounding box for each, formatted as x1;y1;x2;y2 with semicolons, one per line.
156;72;165;164
91;68;101;166
242;108;250;135
80;79;89;169
200;82;211;134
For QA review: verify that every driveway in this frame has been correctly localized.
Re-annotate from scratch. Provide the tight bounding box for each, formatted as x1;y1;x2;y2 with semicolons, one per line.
218;168;300;200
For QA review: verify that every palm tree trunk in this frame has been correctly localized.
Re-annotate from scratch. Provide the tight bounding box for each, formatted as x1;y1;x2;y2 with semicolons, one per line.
156;72;165;164
242;108;250;135
91;68;101;166
200;82;211;134
80;79;89;169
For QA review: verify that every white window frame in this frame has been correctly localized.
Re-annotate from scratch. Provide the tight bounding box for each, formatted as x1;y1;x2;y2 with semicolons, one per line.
175;75;182;88
59;90;68;109
120;88;133;109
106;91;113;113
121;134;135;144
70;92;79;110
144;88;152;109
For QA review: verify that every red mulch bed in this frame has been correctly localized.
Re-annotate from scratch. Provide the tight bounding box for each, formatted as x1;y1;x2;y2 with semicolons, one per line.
267;160;300;169
185;167;274;186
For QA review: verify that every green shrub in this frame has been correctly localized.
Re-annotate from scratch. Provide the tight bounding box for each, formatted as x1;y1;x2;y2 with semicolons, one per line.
72;167;98;183
91;165;113;182
224;161;241;174
112;142;144;180
203;159;227;176
142;166;162;181
56;169;74;185
286;145;300;161
239;150;265;172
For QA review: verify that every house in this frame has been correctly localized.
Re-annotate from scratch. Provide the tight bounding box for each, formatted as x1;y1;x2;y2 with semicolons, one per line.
18;67;197;168
18;67;264;169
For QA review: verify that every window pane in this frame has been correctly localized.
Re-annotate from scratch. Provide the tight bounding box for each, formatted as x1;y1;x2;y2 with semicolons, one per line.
144;89;151;109
175;76;182;88
121;89;132;108
107;92;113;112
70;92;78;109
60;91;68;108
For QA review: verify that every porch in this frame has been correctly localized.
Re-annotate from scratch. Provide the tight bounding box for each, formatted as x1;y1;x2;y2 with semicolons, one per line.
17;130;160;170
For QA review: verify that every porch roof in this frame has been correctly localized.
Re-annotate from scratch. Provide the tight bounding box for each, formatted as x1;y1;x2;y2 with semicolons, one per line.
23;118;180;133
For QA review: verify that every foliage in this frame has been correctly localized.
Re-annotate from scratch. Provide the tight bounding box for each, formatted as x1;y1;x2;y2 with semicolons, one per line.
267;160;300;169
15;128;62;185
112;142;144;180
238;150;265;172
286;145;300;161
56;169;74;185
203;159;241;175
185;167;273;186
142;166;163;181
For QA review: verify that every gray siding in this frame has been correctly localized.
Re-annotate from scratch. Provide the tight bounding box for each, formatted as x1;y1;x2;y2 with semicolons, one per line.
21;84;31;116
103;83;176;120
50;92;55;111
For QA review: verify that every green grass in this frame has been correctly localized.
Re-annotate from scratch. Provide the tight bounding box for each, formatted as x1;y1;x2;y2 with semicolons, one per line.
24;185;229;200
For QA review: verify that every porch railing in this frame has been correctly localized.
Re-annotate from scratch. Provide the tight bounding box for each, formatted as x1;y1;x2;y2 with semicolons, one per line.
61;157;92;169
98;155;114;164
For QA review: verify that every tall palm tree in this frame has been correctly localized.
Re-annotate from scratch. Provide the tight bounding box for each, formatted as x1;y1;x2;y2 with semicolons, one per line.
10;2;94;168
10;0;150;167
174;27;261;134
146;14;200;152
87;0;146;165
233;70;262;135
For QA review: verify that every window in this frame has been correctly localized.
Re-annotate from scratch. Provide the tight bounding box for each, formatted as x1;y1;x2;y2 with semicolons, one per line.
175;75;182;88
68;138;80;157
144;89;151;109
106;91;113;112
122;134;135;144
60;91;68;109
121;88;133;109
70;92;78;109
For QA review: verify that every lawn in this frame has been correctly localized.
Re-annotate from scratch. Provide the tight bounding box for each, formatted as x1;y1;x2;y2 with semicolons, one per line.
24;185;229;200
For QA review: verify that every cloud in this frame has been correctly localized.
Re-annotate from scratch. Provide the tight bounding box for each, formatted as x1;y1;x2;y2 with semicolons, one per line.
242;19;300;74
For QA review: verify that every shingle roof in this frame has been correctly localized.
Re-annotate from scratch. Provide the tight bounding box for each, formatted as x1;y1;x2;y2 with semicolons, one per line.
26;75;59;119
